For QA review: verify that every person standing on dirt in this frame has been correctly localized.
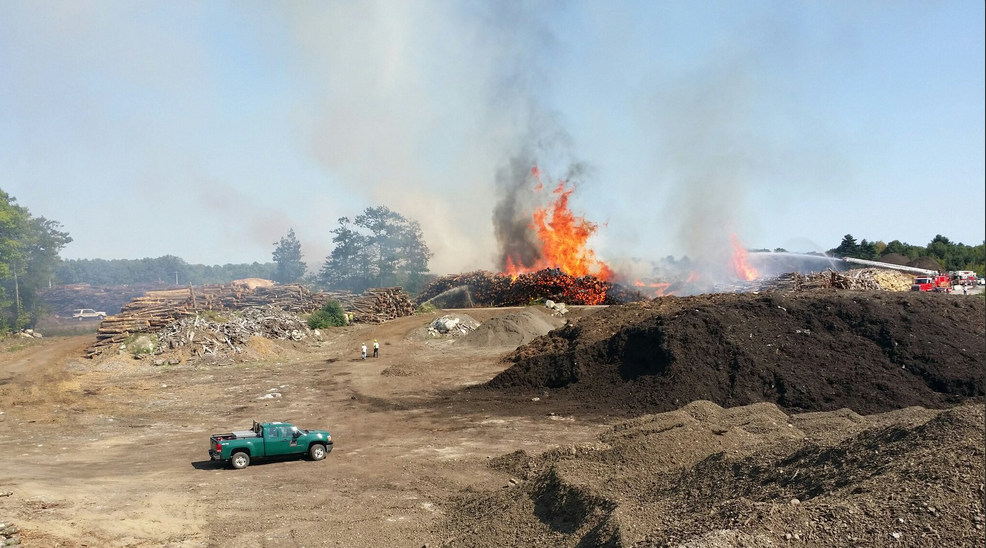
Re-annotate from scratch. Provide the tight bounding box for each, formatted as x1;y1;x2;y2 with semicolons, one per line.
361;343;367;360
373;339;379;358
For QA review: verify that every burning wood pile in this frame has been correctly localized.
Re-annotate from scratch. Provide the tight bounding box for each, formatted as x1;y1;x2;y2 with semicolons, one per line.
86;283;326;357
416;269;646;307
322;287;416;323
154;304;314;359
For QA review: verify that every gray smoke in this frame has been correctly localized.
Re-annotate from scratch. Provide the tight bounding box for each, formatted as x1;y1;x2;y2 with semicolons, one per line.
492;151;542;270
491;121;594;273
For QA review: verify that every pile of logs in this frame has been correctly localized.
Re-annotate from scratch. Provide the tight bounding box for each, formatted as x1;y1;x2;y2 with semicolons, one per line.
86;283;326;357
86;283;415;357
415;269;647;307
756;268;914;292
322;287;416;323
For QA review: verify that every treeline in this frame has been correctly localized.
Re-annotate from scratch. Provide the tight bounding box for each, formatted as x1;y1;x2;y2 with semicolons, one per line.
56;256;276;286
829;234;985;274
1;188;72;331
55;205;436;295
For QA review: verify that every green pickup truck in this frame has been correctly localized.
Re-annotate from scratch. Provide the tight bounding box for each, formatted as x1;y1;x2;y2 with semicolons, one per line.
209;421;333;469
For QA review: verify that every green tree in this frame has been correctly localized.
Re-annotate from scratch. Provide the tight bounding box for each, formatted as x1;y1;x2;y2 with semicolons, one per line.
354;206;432;290
0;189;72;330
308;300;347;329
858;239;878;260
320;217;372;292
830;234;860;258
272;228;306;284
319;207;433;293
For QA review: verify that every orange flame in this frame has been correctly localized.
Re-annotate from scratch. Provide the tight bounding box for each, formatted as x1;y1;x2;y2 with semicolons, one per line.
505;171;612;281
633;279;672;297
730;234;759;281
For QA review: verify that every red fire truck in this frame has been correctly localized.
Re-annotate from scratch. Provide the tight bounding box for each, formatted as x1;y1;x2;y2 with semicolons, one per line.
910;275;952;293
949;271;979;287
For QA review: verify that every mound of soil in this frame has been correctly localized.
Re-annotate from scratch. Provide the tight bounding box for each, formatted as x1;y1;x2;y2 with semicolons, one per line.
457;308;565;348
485;291;985;415
440;401;985;547
908;256;943;271
879;252;910;265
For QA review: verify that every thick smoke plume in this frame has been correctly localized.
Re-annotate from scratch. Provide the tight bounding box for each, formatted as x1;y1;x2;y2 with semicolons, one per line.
492;151;542;271
491;138;593;273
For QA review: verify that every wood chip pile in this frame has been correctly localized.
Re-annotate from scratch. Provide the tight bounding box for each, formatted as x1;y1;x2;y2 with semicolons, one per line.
415;269;646;307
757;268;916;292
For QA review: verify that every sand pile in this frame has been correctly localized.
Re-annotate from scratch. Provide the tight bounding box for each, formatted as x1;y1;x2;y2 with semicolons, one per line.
457;308;565;349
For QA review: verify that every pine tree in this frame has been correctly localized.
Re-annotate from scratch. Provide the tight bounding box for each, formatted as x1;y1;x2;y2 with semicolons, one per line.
272;229;306;284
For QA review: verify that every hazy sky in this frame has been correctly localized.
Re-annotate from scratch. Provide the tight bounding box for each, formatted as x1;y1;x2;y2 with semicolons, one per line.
1;1;983;276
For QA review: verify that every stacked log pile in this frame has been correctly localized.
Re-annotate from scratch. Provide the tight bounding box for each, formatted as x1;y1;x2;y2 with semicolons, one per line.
416;269;646;307
343;287;416;323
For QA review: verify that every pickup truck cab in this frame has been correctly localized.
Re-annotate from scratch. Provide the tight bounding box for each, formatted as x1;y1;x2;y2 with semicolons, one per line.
209;421;332;469
72;308;107;320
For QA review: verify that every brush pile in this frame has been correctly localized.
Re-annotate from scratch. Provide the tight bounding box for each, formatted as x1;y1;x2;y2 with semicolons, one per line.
416;269;646;307
86;283;326;357
87;284;415;357
153;305;314;359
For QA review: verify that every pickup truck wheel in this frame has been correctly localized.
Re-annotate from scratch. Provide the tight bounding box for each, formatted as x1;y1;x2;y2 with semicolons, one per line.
309;443;326;461
230;451;250;469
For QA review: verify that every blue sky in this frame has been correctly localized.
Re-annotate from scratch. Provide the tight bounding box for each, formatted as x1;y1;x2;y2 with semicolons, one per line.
1;1;983;276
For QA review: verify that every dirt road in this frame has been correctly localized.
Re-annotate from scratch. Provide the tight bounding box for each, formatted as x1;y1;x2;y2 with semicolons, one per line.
1;294;982;547
0;311;612;547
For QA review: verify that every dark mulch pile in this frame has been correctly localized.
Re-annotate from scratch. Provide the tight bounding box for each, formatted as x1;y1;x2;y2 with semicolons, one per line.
879;252;910;265
907;256;943;271
484;291;985;416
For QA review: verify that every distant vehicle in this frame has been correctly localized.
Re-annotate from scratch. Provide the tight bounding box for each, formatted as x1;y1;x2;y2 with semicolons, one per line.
209;421;332;470
949;270;979;286
910;275;952;293
72;308;107;320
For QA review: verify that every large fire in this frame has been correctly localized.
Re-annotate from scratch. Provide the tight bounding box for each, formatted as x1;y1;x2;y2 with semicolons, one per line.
730;234;759;281
504;167;613;281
